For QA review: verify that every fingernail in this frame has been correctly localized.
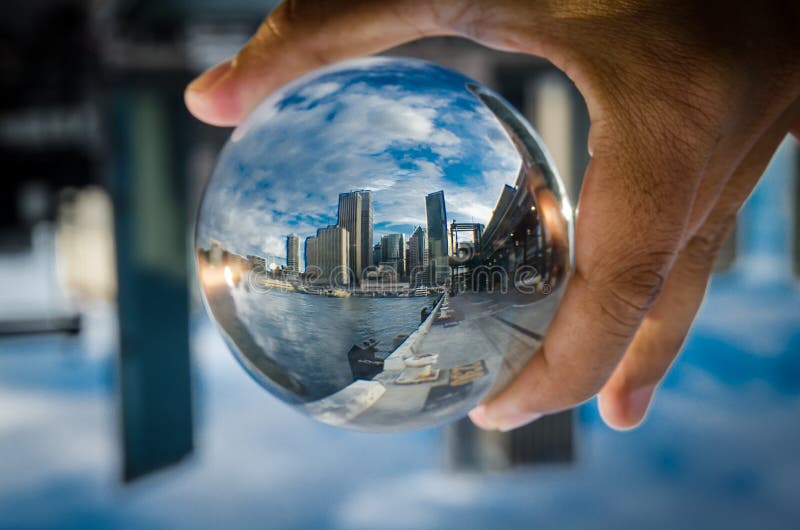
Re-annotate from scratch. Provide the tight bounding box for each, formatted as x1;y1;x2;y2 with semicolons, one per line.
496;412;542;432
187;61;232;94
468;405;494;430
626;385;655;424
470;405;543;432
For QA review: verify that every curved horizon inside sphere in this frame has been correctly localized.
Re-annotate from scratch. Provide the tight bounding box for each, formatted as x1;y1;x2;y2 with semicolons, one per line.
196;57;573;432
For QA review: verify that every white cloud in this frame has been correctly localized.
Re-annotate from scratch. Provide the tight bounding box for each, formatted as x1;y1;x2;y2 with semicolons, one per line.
3;296;800;528
297;81;343;101
336;471;482;529
693;280;800;356
198;59;523;259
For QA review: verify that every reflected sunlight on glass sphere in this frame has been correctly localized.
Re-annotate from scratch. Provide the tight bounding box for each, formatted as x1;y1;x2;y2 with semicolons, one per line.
196;57;573;431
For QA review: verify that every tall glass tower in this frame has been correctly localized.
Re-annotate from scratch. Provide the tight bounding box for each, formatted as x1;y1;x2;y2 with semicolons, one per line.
426;190;449;285
337;190;373;282
380;233;406;280
286;233;300;273
407;226;426;286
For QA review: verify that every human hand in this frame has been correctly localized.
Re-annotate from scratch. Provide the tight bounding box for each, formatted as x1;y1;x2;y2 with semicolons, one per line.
185;0;800;430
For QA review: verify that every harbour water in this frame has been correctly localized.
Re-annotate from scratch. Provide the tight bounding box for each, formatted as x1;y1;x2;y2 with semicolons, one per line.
230;287;433;400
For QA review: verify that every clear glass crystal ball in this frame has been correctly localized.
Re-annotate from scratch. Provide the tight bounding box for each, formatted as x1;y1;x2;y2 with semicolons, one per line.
196;57;573;431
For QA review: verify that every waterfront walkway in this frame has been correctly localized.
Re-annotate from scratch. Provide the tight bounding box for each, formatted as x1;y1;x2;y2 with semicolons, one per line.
304;290;561;431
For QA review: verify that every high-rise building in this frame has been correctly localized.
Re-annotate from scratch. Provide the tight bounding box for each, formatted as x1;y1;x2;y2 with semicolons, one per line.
426;190;449;285
337;190;373;283
304;236;318;274
407;226;426;286
372;243;382;270
308;225;349;285
286;233;300;273
360;192;374;271
380;233;406;279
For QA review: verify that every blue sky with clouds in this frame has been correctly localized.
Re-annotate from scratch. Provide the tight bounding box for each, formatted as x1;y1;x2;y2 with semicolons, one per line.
3;142;800;527
2;272;800;529
197;57;521;258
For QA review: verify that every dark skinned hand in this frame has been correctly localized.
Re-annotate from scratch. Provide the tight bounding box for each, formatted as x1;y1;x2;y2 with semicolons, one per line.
185;0;800;431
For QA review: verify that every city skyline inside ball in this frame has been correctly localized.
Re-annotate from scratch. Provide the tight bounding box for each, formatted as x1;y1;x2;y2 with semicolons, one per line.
196;57;573;431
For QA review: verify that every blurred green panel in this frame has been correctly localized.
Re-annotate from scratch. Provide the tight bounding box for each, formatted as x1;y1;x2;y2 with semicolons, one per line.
110;76;194;482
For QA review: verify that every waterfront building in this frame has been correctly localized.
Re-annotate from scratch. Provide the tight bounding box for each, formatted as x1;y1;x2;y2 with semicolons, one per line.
380;233;406;280
372;242;382;270
304;236;318;275
286;233;300;273
246;254;267;271
407;226;426;286
313;225;350;285
337;190;373;282
425;190;449;285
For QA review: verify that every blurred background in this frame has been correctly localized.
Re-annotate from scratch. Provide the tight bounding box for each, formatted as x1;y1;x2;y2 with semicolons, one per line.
1;1;799;529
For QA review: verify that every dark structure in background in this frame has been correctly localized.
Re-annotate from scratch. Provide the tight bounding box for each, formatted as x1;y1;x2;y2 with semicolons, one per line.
0;0;197;480
108;72;195;481
99;1;205;480
5;0;796;480
0;0;100;251
0;1;96;336
0;1;97;251
446;414;574;471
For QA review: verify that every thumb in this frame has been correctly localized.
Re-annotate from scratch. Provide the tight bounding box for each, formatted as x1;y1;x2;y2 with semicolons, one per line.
185;0;453;126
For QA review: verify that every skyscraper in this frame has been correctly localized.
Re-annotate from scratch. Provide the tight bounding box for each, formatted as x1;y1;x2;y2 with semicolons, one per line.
380;233;406;280
426;190;449;285
337;190;373;283
407;226;426;286
304;236;318;274
314;225;349;285
359;192;373;271
286;233;300;273
372;243;382;270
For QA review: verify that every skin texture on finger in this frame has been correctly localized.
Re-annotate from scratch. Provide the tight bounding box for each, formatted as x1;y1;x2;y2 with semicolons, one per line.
184;0;599;127
185;0;460;126
597;99;800;430
469;36;800;430
471;119;795;432
464;3;800;432
681;57;800;236
470;110;718;431
185;1;697;128
180;0;800;433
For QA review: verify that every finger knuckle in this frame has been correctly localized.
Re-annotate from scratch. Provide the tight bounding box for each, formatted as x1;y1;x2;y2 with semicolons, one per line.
259;2;293;42
684;220;733;271
252;0;332;66
594;250;672;333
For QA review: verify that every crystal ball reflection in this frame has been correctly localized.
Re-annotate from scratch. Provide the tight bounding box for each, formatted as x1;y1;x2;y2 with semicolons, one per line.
196;57;573;431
